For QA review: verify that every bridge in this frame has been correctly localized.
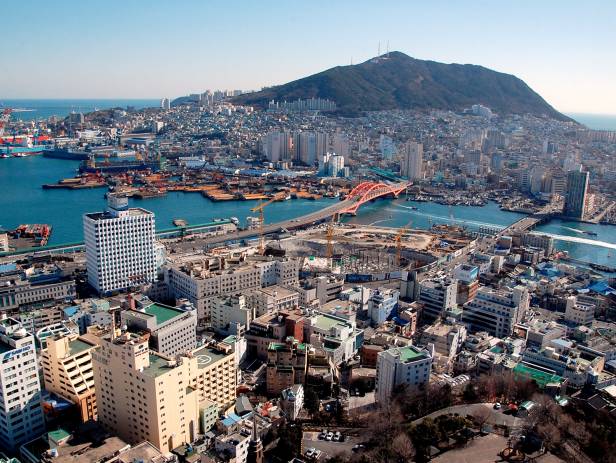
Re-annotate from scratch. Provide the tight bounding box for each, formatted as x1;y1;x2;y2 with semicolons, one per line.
338;181;409;215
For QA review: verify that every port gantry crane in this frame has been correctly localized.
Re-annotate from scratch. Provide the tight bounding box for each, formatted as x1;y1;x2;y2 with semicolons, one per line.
395;220;412;267
250;194;283;255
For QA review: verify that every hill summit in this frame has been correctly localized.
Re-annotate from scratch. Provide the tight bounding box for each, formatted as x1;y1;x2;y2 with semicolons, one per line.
233;51;569;120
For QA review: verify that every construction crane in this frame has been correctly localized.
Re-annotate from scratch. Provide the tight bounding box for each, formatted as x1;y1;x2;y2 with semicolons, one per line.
326;214;338;258
395;220;412;267
250;194;281;255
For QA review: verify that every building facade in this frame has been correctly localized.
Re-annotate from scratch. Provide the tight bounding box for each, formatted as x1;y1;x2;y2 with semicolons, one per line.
375;344;434;403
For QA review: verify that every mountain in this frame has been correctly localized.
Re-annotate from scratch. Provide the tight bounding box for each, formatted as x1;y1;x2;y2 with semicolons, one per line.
232;52;570;120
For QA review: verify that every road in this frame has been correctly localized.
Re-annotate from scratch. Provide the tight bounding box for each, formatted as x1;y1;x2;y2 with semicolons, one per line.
412;403;523;429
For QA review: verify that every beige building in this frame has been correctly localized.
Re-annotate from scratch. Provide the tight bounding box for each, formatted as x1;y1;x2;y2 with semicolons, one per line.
191;342;237;408
91;331;200;452
245;285;299;317
40;333;99;422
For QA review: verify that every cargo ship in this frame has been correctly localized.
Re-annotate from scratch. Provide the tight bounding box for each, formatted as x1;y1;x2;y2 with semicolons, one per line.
0;135;53;157
43;148;90;160
79;158;164;174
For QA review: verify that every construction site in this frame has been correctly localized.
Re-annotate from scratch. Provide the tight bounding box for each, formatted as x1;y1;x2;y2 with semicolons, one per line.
271;223;475;275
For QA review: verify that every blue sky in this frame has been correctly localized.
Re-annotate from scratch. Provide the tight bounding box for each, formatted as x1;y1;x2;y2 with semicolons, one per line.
1;0;615;113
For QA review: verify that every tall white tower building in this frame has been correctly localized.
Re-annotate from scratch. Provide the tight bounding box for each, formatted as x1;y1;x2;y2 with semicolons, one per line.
400;141;424;180
83;196;156;295
0;317;45;451
161;98;171;110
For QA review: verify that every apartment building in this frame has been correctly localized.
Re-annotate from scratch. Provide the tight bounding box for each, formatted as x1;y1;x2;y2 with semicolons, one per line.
245;285;299;317
211;295;253;336
0;317;45;451
564;296;595;326
376;344;434;403
462;285;530;338
91;331;199;452
121;300;197;357
40;333;99;422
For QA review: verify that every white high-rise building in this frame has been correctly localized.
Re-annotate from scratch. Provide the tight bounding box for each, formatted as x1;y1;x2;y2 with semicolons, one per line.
83;196;156;295
462;285;529;337
327;153;345;177
295;131;328;166
0;317;45;451
400;141;423;180
375;344;434;403
161;98;171;110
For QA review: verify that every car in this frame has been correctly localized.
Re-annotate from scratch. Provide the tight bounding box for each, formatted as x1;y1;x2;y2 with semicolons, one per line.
352;444;366;452
326;432;334;441
493;402;502;410
333;431;342;442
318;429;327;439
305;448;316;458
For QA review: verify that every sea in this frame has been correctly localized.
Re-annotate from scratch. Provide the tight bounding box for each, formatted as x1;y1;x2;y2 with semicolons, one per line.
0;155;615;268
1;99;160;121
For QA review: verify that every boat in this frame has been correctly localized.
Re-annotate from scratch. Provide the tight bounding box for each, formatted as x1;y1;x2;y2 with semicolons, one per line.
589;263;616;273
173;218;188;227
583;230;598;236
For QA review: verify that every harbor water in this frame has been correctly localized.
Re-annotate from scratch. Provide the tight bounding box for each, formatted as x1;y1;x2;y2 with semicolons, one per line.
0;155;615;265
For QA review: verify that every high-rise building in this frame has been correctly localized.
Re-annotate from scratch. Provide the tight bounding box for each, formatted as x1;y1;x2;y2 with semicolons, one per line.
564;168;589;219
160;98;170;110
40;333;98;422
260;131;293;162
92;331;200;452
327;153;345;177
332;131;350;157
400;141;423;180
295;132;328;166
83;196;157;295
462;285;529;338
375;344;434;403
0;317;45;451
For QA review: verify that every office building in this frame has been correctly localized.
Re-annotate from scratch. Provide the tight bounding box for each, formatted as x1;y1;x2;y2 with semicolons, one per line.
0;279;76;312
462;285;529;338
121;300;197;357
327;153;345;177
40;333;98;422
367;288;399;326
83;196;156;295
191;343;237;408
564;296;595;326
211;295;253;335
564;168;589;219
0;317;45;451
245;285;299;317
161;98;170;110
400;141;423;180
375;344;434;403
418;277;458;322
91;331;200;452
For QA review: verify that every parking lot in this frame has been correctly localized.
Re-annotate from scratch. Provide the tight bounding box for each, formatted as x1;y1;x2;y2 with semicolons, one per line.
302;430;360;460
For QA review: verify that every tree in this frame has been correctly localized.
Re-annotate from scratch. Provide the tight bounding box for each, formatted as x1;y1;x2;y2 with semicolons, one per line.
304;387;320;416
471;407;492;431
391;433;415;462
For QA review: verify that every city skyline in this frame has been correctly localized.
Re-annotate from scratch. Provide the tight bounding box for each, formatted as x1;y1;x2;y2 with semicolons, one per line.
2;0;615;114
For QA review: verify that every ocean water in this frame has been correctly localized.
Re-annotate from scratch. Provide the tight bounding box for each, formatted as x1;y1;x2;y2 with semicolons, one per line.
567;113;616;131
1;99;160;121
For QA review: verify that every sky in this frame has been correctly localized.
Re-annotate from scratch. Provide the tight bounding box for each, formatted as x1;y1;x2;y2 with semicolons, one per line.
1;0;615;114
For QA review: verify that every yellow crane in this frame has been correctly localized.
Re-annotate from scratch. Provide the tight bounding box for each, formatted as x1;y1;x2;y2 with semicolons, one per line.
326;214;338;258
250;194;282;255
395;220;412;267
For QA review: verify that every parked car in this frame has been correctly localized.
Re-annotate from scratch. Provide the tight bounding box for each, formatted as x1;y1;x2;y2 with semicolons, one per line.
493;402;502;410
318;429;327;440
326;432;334;441
333;431;342;442
352;444;366;452
305;448;316;458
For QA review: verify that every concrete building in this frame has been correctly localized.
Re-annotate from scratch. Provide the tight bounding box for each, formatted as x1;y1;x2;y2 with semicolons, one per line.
564;296;595;326
211;295;253;336
367;288;399;326
266;338;308;395
375;344;434;403
306;312;363;364
418;277;458;322
261;131;293;162
0;279;76;312
91;331;200;452
564;168;589;219
121;300;197;357
462;285;529;338
280;384;304;421
40;333;98;422
295;131;328;166
420;323;466;372
215;433;249;463
84;196;156;295
245;285;299;317
0;318;45;451
400;141;423;181
161;98;170;110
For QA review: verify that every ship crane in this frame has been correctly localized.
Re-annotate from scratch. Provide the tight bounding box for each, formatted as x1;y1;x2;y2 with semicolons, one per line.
250;195;280;255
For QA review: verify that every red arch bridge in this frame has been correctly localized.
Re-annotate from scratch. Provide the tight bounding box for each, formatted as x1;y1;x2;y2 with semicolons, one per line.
338;181;410;216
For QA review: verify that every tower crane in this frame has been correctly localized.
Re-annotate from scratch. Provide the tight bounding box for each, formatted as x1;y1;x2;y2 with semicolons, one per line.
326;214;338;259
250;193;283;255
395;220;412;267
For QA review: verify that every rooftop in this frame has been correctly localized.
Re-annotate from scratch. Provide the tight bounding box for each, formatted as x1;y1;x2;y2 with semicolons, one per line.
144;303;185;325
68;338;96;357
193;344;232;369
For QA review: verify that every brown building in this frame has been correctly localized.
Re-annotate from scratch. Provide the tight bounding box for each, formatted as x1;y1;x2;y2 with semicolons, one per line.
266;338;308;396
